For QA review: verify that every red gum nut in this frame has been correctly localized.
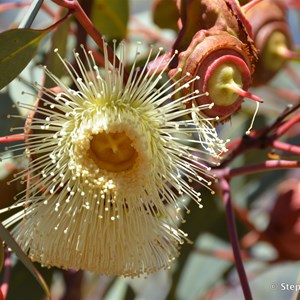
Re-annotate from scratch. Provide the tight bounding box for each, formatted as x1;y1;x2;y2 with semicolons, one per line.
245;0;286;38
253;22;292;85
245;0;293;85
193;49;252;119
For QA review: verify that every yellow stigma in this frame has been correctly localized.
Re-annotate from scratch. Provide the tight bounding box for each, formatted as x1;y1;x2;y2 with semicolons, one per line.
89;131;138;172
207;63;242;106
262;31;288;72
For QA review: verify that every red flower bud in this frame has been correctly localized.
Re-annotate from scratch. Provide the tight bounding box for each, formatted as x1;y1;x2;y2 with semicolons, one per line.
169;30;262;120
173;0;254;52
244;0;299;85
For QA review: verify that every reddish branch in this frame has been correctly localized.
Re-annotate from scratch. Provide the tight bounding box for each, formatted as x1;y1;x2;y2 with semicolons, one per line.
221;102;300;166
213;160;300;191
0;134;25;143
229;160;300;178
219;177;253;300
213;102;300;299
271;140;300;155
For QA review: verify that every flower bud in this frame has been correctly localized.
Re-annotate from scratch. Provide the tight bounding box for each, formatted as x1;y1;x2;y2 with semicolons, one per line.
170;30;262;120
244;0;299;85
173;0;253;52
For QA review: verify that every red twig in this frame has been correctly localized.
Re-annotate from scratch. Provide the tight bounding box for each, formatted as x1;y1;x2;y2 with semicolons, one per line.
221;104;300;166
228;160;300;178
271;140;300;155
0;134;25;143
273;114;300;138
219;177;253;300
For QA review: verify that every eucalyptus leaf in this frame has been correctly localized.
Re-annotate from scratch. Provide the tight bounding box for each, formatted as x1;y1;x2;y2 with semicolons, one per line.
0;222;50;298
0;28;48;90
91;0;129;40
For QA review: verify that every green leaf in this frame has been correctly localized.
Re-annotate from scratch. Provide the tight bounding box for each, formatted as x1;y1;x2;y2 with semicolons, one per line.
0;28;48;90
6;260;53;300
90;0;129;40
0;222;50;298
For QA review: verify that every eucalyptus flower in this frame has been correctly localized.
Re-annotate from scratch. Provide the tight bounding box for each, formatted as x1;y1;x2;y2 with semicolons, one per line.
3;41;227;277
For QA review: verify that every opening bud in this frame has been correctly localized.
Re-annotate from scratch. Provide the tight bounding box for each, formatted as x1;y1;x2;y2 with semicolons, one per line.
170;31;261;121
244;0;299;85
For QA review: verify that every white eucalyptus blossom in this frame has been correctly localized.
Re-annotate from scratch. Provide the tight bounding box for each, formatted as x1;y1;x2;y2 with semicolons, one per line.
3;41;227;277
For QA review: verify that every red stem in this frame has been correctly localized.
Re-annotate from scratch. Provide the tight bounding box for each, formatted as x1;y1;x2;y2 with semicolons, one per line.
274;114;300;138
0;134;25;143
271;140;300;155
228;160;300;178
220;177;253;300
221;105;300;166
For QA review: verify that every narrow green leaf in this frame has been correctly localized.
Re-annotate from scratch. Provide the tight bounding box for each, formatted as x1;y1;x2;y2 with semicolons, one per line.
0;28;48;90
91;0;129;40
0;222;50;298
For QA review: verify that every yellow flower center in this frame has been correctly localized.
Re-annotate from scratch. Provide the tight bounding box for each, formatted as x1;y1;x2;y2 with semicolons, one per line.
207;63;242;106
89;131;138;172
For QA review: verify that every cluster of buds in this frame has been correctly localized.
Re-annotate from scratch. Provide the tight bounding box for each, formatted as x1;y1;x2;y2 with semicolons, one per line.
153;0;299;121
